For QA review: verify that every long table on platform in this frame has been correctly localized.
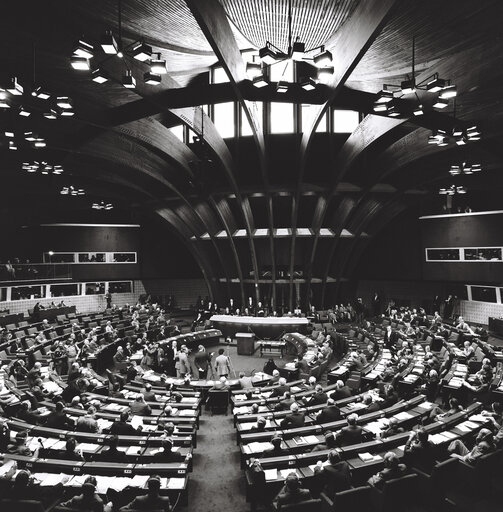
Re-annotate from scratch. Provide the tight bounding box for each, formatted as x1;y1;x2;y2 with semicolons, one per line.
210;314;309;338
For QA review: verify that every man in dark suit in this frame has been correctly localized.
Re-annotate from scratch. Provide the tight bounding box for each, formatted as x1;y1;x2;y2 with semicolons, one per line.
109;411;140;436
314;450;352;498
44;401;74;429
330;380;352;401
380;384;399;409
274;391;295;411
304;384;328;407
99;435;128;463
152;439;185;463
194;344;212;379
141;383;157;403
336;413;363;446
280;403;305;428
61;477;104;511
274;473;312;509
361;395;380;414
316;398;342;423
269;377;290;398
121;475;172;511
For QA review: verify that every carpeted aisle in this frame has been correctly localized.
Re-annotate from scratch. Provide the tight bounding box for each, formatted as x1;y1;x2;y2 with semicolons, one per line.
182;412;249;512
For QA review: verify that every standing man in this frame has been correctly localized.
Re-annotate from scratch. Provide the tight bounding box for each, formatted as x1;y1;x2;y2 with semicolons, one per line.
194;345;212;379
372;292;381;317
215;348;231;378
105;291;112;309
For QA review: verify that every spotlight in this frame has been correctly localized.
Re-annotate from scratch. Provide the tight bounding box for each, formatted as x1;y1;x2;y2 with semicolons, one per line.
122;70;136;89
426;77;446;92
5;77;23;96
19;107;31;117
439;85;457;99
252;74;269;88
413;104;424;116
373;102;388;112
437;137;449;146
101;30;118;54
300;77;317;91
24;132;36;141
276;81;289;93
400;79;415;94
259;45;281;65
32;87;51;100
56;97;73;109
375;89;394;103
0;91;10;108
452;127;463;137
313;48;333;67
44;109;58;120
4;131;14;137
70;56;90;70
466;126;481;140
457;186;467;194
144;72;161;85
246;62;262;79
73;39;94;59
150;56;167;74
91;69;108;83
291;41;305;60
432;97;449;109
132;41;152;61
317;67;334;84
472;163;482;172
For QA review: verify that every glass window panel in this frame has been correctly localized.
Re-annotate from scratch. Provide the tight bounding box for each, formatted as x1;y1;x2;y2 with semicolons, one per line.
78;253;105;263
333;109;359;133
113;253;136;263
109;281;132;294
301;104;327;133
213;67;229;84
464;248;502;261
11;286;42;300
85;282;106;295
0;288;7;302
270;60;294;82
170;125;184;142
50;283;79;297
214;102;235;138
426;249;460;261
471;286;497;303
270;102;294;134
241;102;263;136
46;253;74;263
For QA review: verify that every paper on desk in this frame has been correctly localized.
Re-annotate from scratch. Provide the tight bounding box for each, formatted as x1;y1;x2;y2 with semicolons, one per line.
358;452;375;462
304;435;319;444
469;414;488;423
108;477;132;491
393;411;413;421
166;478;185;489
429;433;449;445
418;402;434;410
0;460;16;476
308;461;329;472
456;423;471;433
97;418;113;430
130;416;143;429
126;445;142;455
178;409;193;416
78;443;100;453
290;387;302;393
130;475;149;488
264;468;278;481
39;473;70;486
441;431;458;440
65;474;89;487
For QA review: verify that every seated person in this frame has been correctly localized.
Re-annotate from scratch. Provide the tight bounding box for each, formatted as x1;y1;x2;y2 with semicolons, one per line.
16;400;43;425
75;406;99;433
129;394;152;416
313;450;352;498
335;413;362;446
110;410;140;435
121;474;172;511
270;377;290;398
304;384;328;407
316;398;342;424
380;384;399;408
99;435;127;462
152;439;186;463
481;401;503;429
0;465;58;504
274;391;295;412
448;428;495;464
60;437;85;461
403;428;436;470
61;476;104;512
239;372;254;390
361;394;380;414
274;473;312;510
462;340;475;360
7;430;37;456
311;431;338;452
264;435;284;456
368;452;408;488
329;380;352;401
255;416;268;432
141;383;157;402
45;401;74;429
429;397;463;422
280;402;305;428
381;417;405;438
211;376;230;391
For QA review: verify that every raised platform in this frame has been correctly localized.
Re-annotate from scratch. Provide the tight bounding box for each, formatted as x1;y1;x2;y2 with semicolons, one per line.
210;314;309;339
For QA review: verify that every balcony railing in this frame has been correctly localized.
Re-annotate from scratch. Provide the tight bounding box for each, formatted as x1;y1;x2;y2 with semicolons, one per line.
0;263;72;284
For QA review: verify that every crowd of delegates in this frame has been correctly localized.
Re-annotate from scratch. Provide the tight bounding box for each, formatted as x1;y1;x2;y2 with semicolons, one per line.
0;300;197;510
242;307;503;510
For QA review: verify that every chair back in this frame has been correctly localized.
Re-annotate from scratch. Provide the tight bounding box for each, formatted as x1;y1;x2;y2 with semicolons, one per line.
208;390;229;414
279;498;322;512
381;473;418;512
0;499;45;512
334;485;371;510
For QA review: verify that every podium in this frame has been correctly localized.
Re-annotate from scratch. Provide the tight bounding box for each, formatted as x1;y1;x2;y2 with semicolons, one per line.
236;332;255;355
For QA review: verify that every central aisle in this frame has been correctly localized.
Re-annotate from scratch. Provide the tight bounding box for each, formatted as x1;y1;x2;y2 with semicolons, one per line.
186;412;249;512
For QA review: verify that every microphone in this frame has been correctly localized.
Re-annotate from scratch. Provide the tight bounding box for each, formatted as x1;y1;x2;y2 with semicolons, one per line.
38;438;45;449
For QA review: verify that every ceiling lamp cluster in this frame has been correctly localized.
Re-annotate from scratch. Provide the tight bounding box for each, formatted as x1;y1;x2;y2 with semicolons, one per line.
60;186;85;196
249;0;334;91
0;77;75;119
427;124;481;147
4;131;47;150
449;162;482;176
22;161;64;175
439;185;467;195
70;1;166;89
372;37;457;119
92;201;114;210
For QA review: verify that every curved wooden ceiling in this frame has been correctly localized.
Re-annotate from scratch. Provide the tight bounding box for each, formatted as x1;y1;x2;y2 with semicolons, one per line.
1;0;502;307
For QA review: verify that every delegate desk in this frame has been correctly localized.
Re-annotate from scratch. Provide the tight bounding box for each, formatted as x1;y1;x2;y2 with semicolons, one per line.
29;305;77;323
210;315;310;339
